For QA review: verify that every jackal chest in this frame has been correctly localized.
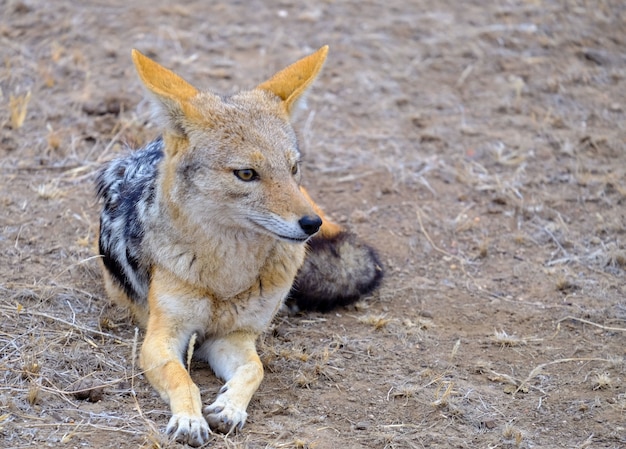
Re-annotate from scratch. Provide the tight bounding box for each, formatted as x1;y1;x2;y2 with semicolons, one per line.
150;239;305;335
153;276;289;339
208;242;305;333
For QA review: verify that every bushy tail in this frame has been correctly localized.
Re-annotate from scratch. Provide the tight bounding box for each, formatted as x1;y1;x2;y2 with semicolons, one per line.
288;230;383;312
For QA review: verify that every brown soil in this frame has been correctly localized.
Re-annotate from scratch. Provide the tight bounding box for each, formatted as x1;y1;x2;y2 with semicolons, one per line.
1;1;625;448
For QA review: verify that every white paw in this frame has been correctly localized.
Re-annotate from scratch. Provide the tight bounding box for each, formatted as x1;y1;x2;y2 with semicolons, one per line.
203;390;248;434
166;413;210;447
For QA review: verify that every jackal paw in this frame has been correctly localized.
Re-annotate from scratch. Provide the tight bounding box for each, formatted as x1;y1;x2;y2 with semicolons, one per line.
203;395;248;434
166;413;210;447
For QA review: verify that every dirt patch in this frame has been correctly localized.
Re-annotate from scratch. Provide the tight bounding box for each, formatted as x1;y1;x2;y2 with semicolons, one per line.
1;0;625;448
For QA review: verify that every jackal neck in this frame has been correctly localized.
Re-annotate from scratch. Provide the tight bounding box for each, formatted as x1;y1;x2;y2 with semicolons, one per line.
144;182;305;300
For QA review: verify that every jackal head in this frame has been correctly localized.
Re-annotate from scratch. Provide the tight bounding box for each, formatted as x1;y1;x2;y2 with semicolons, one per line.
132;47;329;242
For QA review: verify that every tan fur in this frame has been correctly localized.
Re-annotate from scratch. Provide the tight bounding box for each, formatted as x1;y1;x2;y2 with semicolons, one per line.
257;45;328;114
102;47;340;446
300;186;344;239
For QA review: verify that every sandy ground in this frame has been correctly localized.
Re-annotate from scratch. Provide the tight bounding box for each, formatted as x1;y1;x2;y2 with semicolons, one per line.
1;0;625;448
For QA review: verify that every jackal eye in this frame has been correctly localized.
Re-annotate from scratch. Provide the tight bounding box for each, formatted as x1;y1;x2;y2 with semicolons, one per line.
234;169;258;182
291;164;299;176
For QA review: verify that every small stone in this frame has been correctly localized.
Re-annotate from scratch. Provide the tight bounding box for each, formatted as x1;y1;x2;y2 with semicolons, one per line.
73;379;105;402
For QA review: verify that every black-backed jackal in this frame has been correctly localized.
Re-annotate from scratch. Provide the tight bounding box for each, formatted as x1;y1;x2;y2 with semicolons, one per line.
96;46;382;446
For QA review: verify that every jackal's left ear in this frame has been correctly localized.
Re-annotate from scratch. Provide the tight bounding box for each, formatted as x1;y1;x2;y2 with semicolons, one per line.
131;49;200;135
257;46;328;116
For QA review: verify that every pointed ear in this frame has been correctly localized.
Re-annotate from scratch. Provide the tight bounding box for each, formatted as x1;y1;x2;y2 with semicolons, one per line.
131;49;200;133
256;45;328;115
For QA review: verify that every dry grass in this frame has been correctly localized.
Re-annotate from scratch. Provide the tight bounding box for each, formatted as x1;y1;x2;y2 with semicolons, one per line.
491;329;527;347
2;0;626;448
0;280;161;445
34;180;65;200
592;373;613;391
9;91;31;129
357;313;392;330
502;422;524;446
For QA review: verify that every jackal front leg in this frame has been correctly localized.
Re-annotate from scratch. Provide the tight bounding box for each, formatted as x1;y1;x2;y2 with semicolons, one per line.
141;283;210;446
196;331;264;434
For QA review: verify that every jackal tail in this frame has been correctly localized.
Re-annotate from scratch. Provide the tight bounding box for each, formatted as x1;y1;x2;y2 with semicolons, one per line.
288;187;383;311
289;229;383;312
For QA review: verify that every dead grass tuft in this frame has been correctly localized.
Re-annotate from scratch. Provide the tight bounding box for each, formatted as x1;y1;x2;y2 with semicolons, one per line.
502;422;524;446
454;155;525;204
401;317;434;330
46;125;62;151
9;91;31;129
492;143;526;167
34;180;65;200
604;244;626;270
431;380;455;408
492;329;527;347
27;383;40;405
21;358;41;380
272;438;318;449
279;346;310;362
592;373;612;390
555;275;578;293
358;313;392;330
390;384;420;399
606;355;624;370
294;371;317;389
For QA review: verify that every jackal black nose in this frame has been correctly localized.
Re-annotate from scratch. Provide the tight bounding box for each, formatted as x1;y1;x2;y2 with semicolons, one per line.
299;215;322;236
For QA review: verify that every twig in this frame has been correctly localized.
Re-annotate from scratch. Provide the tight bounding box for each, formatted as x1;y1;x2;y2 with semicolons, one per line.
416;208;454;259
131;327;139;398
516;357;611;394
4;306;126;342
21;421;142;435
415;207;477;281
530;222;569;259
557;316;626;332
127;329;161;441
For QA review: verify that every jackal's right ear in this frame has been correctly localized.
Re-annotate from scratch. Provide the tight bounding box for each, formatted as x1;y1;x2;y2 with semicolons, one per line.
257;46;328;116
131;49;200;135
